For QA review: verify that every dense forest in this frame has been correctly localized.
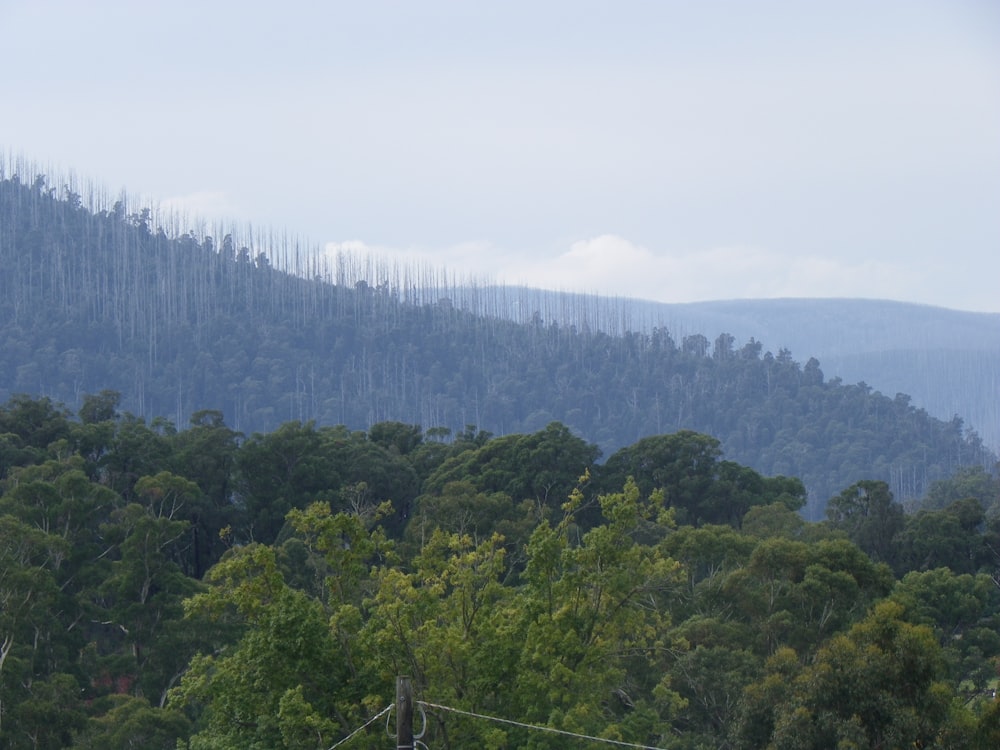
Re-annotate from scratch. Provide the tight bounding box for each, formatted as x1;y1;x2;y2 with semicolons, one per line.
0;162;994;518
551;294;1000;452
1;394;999;748
3;158;1000;747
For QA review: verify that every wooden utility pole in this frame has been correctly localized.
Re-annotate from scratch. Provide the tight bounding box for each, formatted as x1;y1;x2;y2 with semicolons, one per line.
396;675;413;750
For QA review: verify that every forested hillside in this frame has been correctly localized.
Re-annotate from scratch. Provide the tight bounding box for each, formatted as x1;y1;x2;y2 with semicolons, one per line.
1;396;999;748
0;164;994;517
617;295;1000;452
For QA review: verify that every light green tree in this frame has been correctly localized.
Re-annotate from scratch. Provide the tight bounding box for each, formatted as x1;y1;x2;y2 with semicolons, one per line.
740;601;975;749
168;544;346;749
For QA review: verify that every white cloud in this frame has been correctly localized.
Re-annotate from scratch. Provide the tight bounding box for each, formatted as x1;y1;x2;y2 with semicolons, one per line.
322;233;930;307
540;236;929;305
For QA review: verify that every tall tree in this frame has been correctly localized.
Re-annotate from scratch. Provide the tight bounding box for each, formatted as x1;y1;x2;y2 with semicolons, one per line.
736;601;975;749
825;480;904;565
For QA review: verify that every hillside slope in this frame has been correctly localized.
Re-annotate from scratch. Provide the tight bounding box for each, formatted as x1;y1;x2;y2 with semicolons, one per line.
462;289;1000;451
0;170;993;516
646;297;1000;451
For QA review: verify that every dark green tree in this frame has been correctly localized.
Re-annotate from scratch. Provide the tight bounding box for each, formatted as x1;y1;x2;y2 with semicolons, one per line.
233;421;338;544
825;480;904;565
737;601;974;749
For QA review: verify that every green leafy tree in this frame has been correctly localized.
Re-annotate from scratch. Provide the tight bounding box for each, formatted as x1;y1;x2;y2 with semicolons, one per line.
896;498;988;575
660;524;757;622
6;673;86;750
285;500;395;607
403;480;540;567
741;501;807;539
740;601;974;749
359;529;513;740
168;409;242;577
133;470;211;577
975;697;1000;750
100;414;174;501
233;421;338;543
169;544;346;749
920;465;1000;514
825;480;904;565
97;492;202;703
76;695;189;750
0;432;42;480
0;458;121;696
0;516;68;744
0;394;72;454
600;431;798;526
423;422;600;514
724;537;893;655
368;421;423;456
507;479;685;747
890;567;1000;693
318;427;420;537
599;431;722;522
78;389;121;425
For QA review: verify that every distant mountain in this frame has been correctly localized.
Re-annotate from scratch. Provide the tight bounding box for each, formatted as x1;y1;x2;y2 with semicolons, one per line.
0;166;994;517
643;298;999;448
466;291;999;451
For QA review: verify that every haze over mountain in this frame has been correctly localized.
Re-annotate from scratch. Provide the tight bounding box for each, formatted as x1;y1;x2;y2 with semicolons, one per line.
1;163;994;521
663;298;999;453
475;289;1000;451
5;1;998;312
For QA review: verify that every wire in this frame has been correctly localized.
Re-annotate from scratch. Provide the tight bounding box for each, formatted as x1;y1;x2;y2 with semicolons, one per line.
385;702;427;740
326;704;394;750
418;700;669;750
414;703;428;739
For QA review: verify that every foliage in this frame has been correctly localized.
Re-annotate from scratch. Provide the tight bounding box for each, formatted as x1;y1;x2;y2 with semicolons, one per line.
737;602;971;749
1;171;994;520
918;465;1000;516
825;480;904;565
0;391;998;746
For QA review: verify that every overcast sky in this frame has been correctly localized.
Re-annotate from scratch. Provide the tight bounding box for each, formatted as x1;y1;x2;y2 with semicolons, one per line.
3;0;999;312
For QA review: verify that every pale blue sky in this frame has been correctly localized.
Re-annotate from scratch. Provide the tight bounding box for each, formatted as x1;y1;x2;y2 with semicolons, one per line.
3;0;999;311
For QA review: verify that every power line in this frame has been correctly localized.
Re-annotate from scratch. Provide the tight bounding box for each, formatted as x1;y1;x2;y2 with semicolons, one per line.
418;700;669;750
326;704;394;750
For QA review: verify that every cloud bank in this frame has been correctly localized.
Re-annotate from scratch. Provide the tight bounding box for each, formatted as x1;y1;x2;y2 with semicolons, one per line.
324;234;926;306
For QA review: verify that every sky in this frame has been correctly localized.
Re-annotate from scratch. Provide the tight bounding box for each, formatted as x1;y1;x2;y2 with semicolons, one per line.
3;0;999;312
